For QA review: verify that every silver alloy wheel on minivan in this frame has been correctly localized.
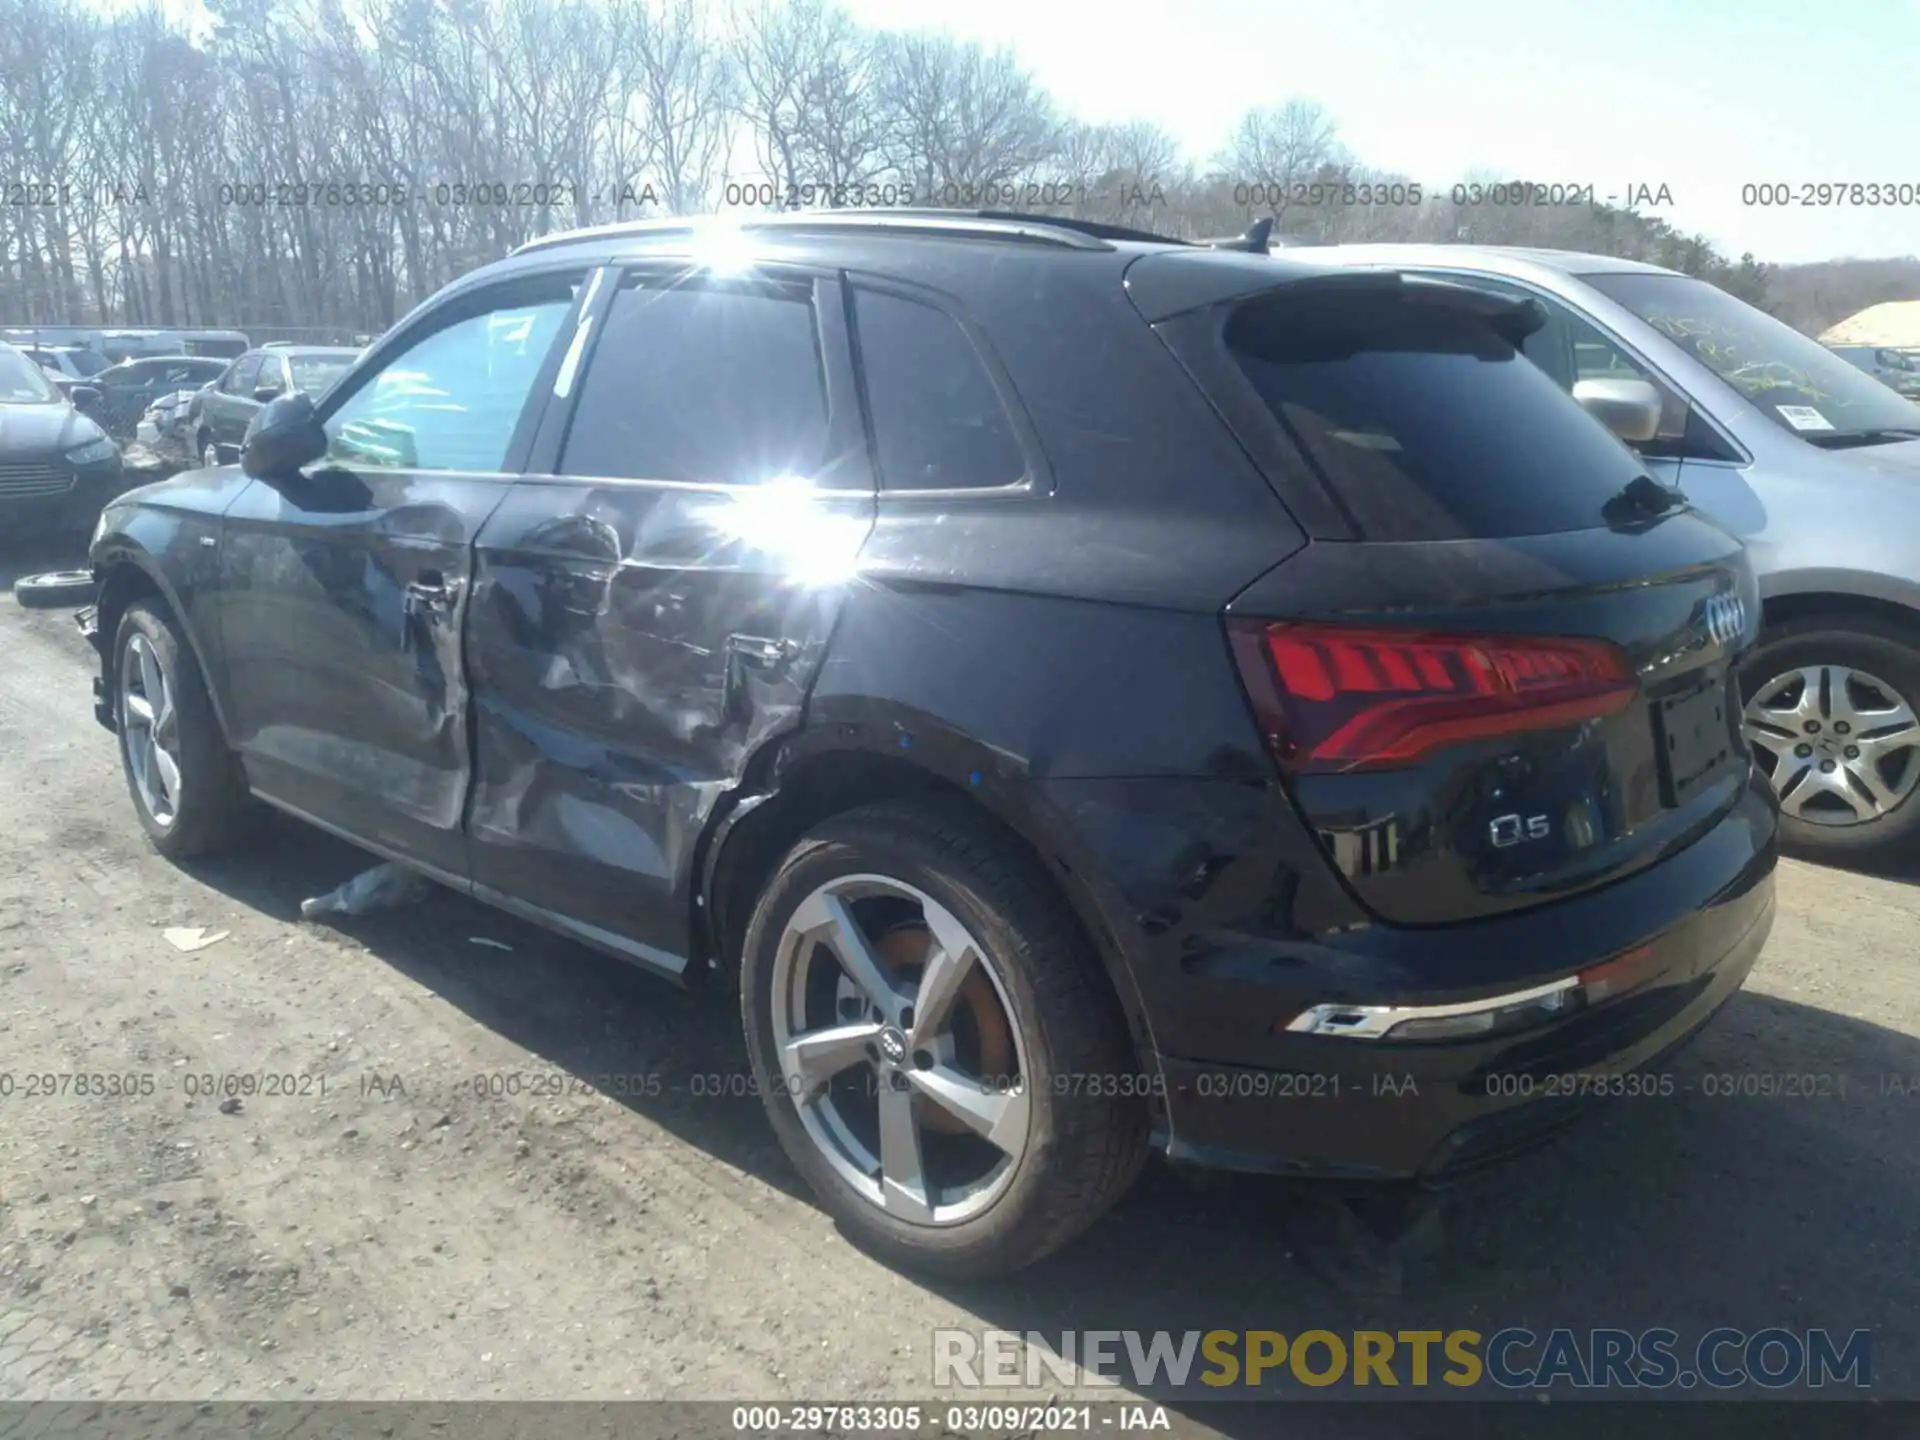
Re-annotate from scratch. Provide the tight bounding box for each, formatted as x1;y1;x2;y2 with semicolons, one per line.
121;631;181;830
1744;664;1920;825
202;440;219;469
769;874;1032;1226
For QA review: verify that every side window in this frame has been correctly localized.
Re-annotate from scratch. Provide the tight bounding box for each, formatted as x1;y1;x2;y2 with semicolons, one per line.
323;289;574;473
224;356;261;395
1555;308;1702;455
254;357;287;396
558;277;828;484
852;289;1026;490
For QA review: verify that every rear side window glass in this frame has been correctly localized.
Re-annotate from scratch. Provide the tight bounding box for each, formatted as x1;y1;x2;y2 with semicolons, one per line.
560;279;829;485
853;289;1025;490
1226;291;1647;540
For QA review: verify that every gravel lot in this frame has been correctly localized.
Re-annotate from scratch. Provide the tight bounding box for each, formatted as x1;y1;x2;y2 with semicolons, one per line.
1;535;1916;1421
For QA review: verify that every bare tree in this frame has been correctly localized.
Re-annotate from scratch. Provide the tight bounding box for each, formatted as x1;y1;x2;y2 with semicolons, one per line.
1216;98;1344;232
874;34;1058;202
0;0;1824;332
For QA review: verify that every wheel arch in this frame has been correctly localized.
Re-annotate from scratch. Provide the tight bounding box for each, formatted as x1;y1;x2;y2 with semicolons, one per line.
93;545;233;742
1759;587;1920;643
695;721;1159;1075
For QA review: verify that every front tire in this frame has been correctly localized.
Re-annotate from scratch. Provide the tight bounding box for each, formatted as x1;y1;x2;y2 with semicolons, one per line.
740;799;1149;1277
113;599;255;858
1742;614;1920;861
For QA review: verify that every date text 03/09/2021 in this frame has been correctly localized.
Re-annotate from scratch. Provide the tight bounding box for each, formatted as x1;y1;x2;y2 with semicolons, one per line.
728;1405;1172;1435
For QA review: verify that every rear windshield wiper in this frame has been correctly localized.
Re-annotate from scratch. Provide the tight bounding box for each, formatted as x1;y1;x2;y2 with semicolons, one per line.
1802;428;1920;450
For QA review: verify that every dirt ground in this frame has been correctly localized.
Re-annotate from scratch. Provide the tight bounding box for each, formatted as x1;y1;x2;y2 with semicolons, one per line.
1;534;1916;1422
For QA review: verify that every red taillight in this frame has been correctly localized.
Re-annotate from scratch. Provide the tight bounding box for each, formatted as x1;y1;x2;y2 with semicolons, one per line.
1227;619;1637;773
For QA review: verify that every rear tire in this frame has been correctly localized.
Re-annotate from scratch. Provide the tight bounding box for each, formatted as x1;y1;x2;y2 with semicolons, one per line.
740;799;1149;1277
1741;614;1920;862
113;599;256;858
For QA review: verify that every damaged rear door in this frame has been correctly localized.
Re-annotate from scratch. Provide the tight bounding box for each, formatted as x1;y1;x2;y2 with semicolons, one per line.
462;260;874;977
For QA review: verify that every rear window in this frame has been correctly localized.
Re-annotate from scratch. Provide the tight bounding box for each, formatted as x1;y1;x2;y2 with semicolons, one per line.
1226;290;1648;541
290;355;353;395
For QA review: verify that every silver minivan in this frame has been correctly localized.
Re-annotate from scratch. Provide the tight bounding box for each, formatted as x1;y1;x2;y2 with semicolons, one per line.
1283;244;1920;863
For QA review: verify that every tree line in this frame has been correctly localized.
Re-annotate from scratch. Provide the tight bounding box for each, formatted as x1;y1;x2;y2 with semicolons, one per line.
0;0;1785;334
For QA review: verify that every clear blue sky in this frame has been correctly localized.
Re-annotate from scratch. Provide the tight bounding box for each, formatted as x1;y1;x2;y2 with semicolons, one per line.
839;0;1920;264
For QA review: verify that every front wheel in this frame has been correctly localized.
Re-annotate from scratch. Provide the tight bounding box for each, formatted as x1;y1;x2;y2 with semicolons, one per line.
113;599;256;858
1742;615;1920;861
740;799;1149;1277
200;434;220;469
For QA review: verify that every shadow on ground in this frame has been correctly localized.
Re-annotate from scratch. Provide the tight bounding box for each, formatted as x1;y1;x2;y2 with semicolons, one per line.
0;534;92;592
167;812;1918;1432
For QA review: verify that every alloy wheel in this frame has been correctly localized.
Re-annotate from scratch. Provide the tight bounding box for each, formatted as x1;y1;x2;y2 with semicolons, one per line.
202;441;218;469
1744;664;1920;826
769;874;1031;1226
122;633;182;829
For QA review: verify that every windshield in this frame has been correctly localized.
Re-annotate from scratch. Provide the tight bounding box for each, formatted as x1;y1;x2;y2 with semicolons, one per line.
1586;272;1920;440
291;355;355;395
0;345;59;403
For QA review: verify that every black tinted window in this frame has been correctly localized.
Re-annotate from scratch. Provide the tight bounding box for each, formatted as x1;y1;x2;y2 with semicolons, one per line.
854;289;1024;490
561;279;828;484
1226;291;1647;541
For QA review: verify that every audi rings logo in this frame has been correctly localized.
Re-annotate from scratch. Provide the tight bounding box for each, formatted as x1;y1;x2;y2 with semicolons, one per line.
1704;593;1746;648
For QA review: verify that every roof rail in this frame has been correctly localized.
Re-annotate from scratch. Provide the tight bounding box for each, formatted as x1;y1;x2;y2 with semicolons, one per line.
511;207;1194;258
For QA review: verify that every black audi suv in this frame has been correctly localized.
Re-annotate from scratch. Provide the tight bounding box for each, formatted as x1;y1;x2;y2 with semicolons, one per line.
81;211;1777;1275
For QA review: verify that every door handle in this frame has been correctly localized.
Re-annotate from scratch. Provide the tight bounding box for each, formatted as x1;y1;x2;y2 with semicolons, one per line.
723;634;796;721
404;573;461;613
727;634;792;669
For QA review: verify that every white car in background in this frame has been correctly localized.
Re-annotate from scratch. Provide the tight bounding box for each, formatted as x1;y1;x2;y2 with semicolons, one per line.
1283;243;1920;864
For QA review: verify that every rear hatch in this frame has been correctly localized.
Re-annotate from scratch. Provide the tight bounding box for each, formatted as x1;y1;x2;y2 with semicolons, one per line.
1140;263;1761;925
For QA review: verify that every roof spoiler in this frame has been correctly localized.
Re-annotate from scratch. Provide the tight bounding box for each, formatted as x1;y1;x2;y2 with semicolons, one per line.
1398;275;1549;346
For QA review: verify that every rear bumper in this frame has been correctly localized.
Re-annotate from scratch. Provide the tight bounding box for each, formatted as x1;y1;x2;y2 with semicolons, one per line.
1039;767;1778;1182
1156;874;1771;1179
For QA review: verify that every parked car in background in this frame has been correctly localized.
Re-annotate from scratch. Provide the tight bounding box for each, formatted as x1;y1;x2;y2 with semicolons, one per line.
84;355;230;440
0;341;124;537
85;212;1776;1275
17;344;109;390
1285;243;1920;863
195;347;359;467
133;387;208;466
1827;343;1920;399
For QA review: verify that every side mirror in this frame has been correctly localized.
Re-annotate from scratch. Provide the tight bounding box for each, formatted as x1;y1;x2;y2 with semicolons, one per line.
70;384;100;413
242;393;327;479
1574;377;1664;445
253;384;284;403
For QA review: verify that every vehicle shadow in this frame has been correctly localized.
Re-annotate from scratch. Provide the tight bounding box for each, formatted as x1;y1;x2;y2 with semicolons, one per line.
177;817;1918;1428
1800;843;1920;888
